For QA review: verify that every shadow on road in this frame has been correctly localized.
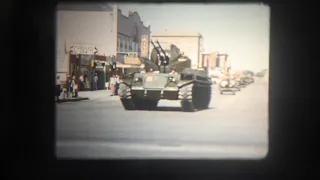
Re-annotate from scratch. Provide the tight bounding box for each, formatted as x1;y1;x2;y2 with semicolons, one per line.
137;106;214;112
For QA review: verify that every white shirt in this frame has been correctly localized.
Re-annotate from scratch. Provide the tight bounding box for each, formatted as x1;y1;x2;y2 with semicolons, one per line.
110;77;116;85
79;76;84;82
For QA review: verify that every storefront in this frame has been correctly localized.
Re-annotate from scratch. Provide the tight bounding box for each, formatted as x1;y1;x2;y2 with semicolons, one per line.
69;54;107;91
93;58;107;90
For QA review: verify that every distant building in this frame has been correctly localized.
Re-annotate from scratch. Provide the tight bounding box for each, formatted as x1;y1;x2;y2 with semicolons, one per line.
56;2;151;77
201;51;219;70
151;32;203;69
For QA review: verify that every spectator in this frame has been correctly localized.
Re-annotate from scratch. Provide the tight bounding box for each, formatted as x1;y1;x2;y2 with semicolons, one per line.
110;74;116;96
93;73;98;91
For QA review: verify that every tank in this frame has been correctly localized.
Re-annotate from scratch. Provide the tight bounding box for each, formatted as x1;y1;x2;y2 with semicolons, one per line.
118;40;212;112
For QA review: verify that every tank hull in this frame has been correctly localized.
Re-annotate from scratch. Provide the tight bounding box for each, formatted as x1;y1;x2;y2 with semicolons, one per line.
118;71;212;112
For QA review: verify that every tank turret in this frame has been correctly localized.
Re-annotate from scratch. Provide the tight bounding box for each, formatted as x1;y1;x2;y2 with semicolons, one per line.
150;40;191;73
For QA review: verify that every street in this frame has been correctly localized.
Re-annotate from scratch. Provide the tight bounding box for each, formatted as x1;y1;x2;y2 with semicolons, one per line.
56;78;268;159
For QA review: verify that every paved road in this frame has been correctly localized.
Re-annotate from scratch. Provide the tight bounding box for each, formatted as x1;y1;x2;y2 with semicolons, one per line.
56;78;268;159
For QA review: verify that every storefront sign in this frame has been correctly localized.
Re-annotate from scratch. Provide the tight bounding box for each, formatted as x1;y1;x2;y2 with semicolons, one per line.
94;60;105;69
125;55;141;65
71;44;95;55
140;35;149;57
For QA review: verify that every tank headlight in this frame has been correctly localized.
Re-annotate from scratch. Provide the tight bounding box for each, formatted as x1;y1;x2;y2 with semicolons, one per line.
169;77;176;82
134;77;141;82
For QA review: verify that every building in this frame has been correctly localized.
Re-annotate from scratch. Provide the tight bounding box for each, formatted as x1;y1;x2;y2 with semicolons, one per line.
55;2;151;88
151;32;203;69
201;51;219;70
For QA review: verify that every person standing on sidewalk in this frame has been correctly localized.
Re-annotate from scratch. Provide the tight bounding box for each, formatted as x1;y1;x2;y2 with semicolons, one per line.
110;74;116;96
72;76;77;97
78;73;84;91
93;73;98;91
115;74;120;96
66;75;72;98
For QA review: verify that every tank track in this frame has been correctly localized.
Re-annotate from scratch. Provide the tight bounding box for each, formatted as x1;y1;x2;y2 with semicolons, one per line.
118;83;135;110
118;83;158;110
178;83;211;112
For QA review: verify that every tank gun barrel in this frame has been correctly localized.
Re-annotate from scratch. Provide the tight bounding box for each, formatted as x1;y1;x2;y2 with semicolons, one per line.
155;40;170;73
150;40;161;56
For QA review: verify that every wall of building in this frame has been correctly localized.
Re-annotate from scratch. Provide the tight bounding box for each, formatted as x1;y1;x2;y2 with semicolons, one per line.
151;34;201;69
117;10;151;58
56;7;118;73
201;52;219;69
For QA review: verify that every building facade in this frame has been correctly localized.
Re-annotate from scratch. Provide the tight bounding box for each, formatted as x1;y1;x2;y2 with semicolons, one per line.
151;32;203;69
56;3;151;86
117;10;151;61
201;51;219;70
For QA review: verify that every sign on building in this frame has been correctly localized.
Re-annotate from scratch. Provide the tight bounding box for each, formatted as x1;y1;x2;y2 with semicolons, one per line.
140;35;149;57
125;55;141;65
71;44;95;55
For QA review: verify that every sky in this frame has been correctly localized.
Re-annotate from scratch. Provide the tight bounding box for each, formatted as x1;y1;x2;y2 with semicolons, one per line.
115;3;270;72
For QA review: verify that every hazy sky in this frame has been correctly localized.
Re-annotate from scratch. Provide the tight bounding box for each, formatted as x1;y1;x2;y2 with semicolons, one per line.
115;3;269;72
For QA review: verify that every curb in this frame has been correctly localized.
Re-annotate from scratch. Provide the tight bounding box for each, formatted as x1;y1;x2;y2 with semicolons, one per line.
56;97;89;103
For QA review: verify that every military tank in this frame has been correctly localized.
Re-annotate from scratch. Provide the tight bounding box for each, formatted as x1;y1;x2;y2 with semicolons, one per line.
118;40;212;112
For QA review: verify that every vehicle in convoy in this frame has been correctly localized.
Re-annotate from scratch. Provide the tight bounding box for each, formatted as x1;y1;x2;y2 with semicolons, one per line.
242;70;255;84
215;54;238;94
219;74;238;95
255;69;268;77
118;40;212;112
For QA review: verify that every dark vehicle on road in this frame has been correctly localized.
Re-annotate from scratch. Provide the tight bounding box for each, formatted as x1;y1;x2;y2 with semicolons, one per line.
118;40;212;112
241;70;255;84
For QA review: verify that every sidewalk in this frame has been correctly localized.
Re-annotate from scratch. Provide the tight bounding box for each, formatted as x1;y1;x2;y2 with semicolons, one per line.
56;97;89;103
56;89;116;103
78;89;115;100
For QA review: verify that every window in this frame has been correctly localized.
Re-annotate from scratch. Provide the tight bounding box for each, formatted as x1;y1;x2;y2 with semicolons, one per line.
117;38;121;50
122;39;125;52
124;39;128;51
135;42;139;52
120;38;123;49
129;40;133;51
132;42;135;53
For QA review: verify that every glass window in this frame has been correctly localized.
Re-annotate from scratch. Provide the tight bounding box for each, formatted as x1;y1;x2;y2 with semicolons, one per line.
135;42;139;52
124;39;128;50
129;40;133;51
132;42;135;53
120;37;123;49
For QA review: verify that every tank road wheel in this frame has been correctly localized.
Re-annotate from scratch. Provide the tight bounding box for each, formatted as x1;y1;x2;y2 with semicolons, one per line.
118;83;135;110
178;84;196;112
